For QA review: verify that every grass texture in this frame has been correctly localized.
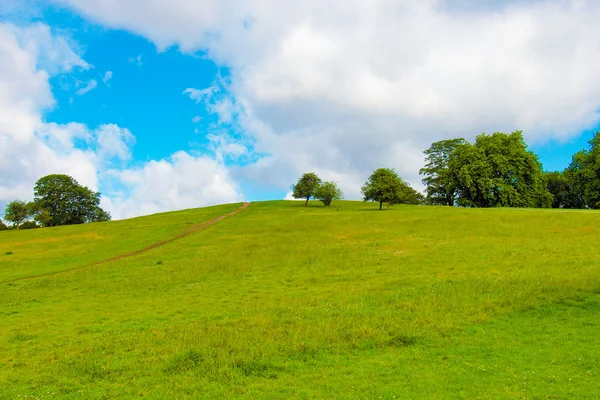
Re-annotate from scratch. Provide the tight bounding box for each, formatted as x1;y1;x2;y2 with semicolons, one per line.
1;200;599;399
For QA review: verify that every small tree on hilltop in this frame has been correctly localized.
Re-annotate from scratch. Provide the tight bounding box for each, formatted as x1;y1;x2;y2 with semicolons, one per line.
315;181;343;207
362;168;413;210
4;200;30;229
291;172;322;206
31;174;111;226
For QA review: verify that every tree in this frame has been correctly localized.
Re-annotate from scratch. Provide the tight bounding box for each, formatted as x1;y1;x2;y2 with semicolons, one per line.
0;220;8;231
20;221;40;230
449;131;552;208
563;131;600;209
291;172;322;206
362;168;416;210
32;174;111;226
314;181;343;206
4;200;30;229
545;171;584;209
420;138;466;205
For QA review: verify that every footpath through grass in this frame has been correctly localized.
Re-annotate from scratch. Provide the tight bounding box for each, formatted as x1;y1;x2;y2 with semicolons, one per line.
0;203;241;282
1;200;599;398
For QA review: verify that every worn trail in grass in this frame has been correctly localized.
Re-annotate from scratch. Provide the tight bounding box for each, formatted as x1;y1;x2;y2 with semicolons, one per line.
0;202;244;282
1;201;599;398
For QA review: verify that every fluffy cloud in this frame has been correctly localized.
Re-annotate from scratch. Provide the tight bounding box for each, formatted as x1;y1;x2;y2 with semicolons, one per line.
56;0;600;198
0;21;242;219
0;22;98;206
101;152;243;219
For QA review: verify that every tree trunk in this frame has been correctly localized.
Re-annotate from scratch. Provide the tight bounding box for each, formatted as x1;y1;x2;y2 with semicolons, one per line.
305;197;309;206
379;201;383;210
387;201;390;210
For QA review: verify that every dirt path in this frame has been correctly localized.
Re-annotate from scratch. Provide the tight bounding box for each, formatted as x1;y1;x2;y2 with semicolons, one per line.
1;202;251;285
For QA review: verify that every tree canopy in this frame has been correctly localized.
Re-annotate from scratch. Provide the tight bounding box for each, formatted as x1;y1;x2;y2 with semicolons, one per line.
420;131;552;208
291;172;322;206
31;174;111;226
420;138;466;205
361;168;419;209
562;131;600;209
4;200;30;229
314;181;343;206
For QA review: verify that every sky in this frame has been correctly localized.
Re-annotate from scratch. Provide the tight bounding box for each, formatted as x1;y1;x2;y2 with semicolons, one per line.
1;0;600;220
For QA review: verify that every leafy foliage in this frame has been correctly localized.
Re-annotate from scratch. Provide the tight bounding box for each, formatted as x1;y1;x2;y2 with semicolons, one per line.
448;131;552;208
31;174;111;226
420;138;466;205
4;200;30;229
562;131;600;209
291;172;322;206
362;168;420;209
314;181;343;206
544;171;584;209
0;220;8;231
19;221;40;230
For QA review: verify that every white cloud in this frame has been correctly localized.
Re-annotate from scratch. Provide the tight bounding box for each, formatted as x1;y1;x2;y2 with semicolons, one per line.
191;115;201;123
103;70;113;83
57;0;600;199
0;21;241;220
75;79;97;95
101;151;243;219
183;87;214;103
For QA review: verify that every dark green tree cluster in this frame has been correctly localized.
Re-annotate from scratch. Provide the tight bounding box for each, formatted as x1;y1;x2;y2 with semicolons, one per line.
2;174;111;230
291;173;343;206
420;131;552;208
546;131;600;209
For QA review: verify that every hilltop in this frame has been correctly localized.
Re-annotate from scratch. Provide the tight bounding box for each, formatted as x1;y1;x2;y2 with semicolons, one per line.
1;201;599;398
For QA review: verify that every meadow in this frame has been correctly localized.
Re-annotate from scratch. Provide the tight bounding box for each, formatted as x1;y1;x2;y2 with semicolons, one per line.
1;200;599;399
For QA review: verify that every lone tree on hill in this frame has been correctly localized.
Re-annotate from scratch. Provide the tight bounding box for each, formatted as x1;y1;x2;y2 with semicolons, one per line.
30;174;111;227
362;168;419;210
291;172;322;206
314;181;343;206
4;200;30;229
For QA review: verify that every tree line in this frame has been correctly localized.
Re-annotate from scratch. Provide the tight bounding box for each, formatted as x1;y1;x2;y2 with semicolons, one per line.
420;130;600;208
3;129;599;229
1;174;110;230
292;168;422;208
294;130;600;209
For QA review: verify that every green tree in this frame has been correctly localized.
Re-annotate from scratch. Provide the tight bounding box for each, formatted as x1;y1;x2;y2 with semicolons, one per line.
420;138;466;205
362;168;415;210
314;181;343;206
545;171;584;209
32;174;111;226
4;200;30;229
449;131;552;208
0;220;8;231
291;172;322;206
20;221;40;230
563;131;600;209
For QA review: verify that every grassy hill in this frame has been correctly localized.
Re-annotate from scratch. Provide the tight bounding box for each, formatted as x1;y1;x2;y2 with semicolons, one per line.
1;200;600;398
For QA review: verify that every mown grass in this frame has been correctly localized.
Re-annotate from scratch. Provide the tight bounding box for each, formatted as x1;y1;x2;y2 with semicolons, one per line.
1;200;599;398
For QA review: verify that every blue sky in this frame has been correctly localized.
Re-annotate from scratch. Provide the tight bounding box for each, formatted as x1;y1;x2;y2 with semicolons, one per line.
1;1;600;219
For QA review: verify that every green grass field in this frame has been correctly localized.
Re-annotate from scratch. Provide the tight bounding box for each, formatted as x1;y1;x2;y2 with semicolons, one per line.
1;200;599;399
